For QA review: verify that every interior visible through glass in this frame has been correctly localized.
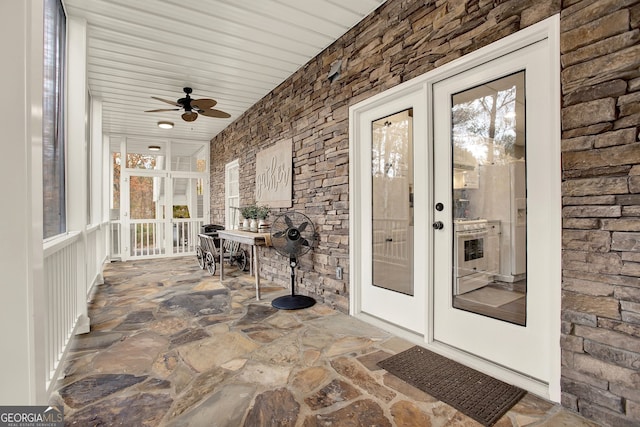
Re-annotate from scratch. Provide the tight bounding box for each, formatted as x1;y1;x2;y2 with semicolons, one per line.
451;71;527;326
372;109;414;296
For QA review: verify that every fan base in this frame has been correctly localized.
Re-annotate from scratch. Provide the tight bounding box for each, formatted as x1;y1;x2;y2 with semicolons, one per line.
272;295;316;310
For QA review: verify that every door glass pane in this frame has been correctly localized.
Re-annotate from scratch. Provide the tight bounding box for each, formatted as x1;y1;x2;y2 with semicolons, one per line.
451;72;526;325
372;109;414;296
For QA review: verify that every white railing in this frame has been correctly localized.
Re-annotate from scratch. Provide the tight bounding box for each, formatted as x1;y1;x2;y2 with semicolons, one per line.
373;219;411;266
110;220;122;259
43;232;80;391
43;224;108;395
124;218;204;258
129;220;165;257
173;219;204;254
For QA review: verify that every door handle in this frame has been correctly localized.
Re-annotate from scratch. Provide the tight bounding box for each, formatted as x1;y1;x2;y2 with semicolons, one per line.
432;221;444;230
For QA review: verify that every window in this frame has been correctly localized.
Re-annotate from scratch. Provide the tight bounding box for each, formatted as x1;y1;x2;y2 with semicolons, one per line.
42;0;67;239
225;160;240;229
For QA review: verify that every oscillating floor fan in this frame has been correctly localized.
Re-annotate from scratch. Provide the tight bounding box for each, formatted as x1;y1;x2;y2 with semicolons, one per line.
270;212;316;310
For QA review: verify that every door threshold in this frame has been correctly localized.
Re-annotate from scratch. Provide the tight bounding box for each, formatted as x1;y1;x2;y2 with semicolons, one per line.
354;312;425;346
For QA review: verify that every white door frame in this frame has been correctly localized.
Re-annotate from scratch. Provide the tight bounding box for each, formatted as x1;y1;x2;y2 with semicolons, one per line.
349;15;561;401
118;137;210;260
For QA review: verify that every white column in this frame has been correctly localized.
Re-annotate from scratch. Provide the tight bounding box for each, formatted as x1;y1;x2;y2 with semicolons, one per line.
103;134;112;258
0;1;47;404
92;96;107;279
91;97;103;228
67;16;90;333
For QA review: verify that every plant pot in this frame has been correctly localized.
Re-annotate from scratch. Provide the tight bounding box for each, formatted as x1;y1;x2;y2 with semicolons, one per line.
258;219;270;232
242;218;250;230
249;219;258;232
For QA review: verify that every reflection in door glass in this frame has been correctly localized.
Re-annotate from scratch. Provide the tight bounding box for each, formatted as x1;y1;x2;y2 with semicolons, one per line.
450;72;526;325
371;109;414;296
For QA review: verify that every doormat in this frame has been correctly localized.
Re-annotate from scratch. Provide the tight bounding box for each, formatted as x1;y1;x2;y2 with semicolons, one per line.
377;346;526;426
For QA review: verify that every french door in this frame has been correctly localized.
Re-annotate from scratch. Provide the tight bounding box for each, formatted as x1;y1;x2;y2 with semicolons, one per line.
351;17;560;397
352;88;428;334
122;171;206;259
432;38;558;385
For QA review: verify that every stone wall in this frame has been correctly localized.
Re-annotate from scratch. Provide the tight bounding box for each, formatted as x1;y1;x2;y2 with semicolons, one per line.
210;0;561;311
209;0;640;424
559;0;640;425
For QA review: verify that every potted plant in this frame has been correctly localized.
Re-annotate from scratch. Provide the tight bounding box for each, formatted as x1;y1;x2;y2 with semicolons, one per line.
255;205;270;230
239;205;256;230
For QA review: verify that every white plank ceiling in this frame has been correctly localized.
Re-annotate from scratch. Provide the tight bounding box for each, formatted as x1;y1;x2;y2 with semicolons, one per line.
63;0;387;143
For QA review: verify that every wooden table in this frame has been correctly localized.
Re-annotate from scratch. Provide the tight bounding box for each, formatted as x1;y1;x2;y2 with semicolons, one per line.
217;229;270;300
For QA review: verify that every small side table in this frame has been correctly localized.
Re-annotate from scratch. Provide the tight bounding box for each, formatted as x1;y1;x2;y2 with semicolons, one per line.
217;229;270;300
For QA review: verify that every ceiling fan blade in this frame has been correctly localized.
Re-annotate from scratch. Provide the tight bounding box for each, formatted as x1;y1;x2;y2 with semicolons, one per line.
298;222;309;232
191;98;217;109
144;108;180;113
273;230;286;238
301;238;310;247
198;108;231;119
182;111;198;122
151;96;181;107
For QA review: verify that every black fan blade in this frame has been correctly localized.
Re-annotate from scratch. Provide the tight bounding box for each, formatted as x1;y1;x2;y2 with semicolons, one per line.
145;108;180;113
284;215;293;228
273;230;286;238
298;222;309;232
151;96;181;107
191;98;217;109
301;238;310;247
198;108;231;119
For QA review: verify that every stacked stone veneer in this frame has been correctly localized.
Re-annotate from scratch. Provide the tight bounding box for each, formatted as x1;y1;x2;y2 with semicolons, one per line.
209;0;640;424
560;0;640;425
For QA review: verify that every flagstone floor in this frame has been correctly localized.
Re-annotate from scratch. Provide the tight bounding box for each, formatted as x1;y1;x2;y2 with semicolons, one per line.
50;257;600;426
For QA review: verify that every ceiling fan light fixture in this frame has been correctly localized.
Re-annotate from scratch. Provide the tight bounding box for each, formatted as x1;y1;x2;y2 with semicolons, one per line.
157;121;174;129
148;145;162;151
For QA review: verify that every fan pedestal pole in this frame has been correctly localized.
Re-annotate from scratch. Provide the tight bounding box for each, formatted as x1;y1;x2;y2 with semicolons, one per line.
272;258;315;310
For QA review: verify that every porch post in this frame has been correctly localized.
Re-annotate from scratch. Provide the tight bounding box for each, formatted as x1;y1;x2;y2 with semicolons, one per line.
0;0;47;404
67;16;90;334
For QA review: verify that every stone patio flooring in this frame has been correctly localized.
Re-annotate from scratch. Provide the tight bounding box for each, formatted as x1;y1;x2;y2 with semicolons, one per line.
50;257;599;426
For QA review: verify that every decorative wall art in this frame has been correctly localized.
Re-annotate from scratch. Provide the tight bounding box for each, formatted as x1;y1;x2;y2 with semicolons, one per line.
255;139;292;208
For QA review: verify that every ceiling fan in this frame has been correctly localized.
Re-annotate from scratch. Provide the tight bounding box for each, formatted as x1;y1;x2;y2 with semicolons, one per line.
144;87;231;122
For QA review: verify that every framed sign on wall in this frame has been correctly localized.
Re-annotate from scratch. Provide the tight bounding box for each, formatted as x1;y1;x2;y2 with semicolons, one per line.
255;139;292;208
